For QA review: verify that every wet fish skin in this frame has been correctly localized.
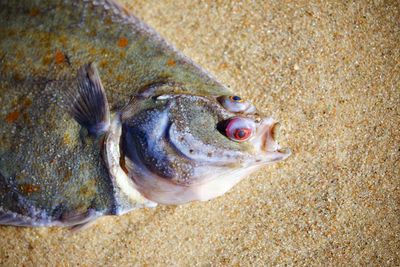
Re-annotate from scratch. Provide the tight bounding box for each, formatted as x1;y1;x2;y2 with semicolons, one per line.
0;0;228;226
0;0;290;227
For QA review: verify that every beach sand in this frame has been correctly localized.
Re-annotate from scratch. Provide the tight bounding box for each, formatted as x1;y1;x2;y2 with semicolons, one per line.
0;0;399;266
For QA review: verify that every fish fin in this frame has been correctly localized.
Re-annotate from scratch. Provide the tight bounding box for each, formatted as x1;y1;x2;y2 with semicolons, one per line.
60;209;101;226
66;62;110;136
0;208;103;229
60;209;103;231
0;209;52;227
68;219;99;232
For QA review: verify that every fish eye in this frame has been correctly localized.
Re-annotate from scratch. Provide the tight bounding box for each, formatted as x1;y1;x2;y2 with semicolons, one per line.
217;95;255;113
230;95;243;102
225;117;255;142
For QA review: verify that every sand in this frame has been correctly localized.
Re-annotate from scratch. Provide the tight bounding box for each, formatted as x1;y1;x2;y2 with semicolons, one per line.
0;0;399;266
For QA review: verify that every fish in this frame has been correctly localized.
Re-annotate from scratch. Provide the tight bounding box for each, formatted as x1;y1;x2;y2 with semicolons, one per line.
0;0;291;228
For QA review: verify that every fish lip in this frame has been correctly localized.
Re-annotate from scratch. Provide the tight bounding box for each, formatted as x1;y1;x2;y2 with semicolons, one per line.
252;118;291;161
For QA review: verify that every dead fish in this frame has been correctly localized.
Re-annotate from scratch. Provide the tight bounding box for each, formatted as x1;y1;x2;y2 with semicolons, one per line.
0;0;291;228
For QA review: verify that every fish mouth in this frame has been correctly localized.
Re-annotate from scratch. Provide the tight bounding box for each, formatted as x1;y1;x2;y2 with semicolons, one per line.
252;118;291;162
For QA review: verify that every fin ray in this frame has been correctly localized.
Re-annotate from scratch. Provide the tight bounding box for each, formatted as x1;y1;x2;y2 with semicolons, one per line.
0;208;103;228
0;209;51;227
65;62;110;136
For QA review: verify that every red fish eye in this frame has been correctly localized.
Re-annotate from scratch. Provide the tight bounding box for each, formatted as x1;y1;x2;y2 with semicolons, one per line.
233;128;252;140
225;117;254;142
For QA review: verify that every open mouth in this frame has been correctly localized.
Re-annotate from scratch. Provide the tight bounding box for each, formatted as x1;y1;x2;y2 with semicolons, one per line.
252;118;291;162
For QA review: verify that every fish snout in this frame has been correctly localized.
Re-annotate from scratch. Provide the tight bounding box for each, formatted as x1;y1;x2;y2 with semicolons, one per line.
252;118;291;162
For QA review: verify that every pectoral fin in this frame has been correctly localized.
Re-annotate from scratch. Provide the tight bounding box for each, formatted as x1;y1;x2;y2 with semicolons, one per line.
65;62;110;136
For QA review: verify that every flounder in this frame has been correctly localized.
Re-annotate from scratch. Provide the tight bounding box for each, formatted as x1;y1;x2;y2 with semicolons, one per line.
0;0;291;228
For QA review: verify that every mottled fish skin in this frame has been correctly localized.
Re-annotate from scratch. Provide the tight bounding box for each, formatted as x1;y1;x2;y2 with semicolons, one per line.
0;0;290;227
0;0;232;227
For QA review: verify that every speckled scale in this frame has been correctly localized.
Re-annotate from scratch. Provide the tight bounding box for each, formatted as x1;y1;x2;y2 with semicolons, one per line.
0;0;230;226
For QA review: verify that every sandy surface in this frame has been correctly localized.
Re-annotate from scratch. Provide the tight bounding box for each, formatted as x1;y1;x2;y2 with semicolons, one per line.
0;0;399;266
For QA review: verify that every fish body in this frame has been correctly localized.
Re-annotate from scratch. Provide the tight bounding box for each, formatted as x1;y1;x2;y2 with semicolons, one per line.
0;0;290;227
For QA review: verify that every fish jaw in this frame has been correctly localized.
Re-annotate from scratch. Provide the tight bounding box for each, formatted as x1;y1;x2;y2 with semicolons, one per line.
188;118;292;203
103;114;157;215
250;117;292;163
124;164;262;205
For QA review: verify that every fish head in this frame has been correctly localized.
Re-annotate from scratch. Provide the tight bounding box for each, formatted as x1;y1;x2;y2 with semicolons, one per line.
117;89;291;204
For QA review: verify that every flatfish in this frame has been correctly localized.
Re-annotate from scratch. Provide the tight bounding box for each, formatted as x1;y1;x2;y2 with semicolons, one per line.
0;0;290;228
